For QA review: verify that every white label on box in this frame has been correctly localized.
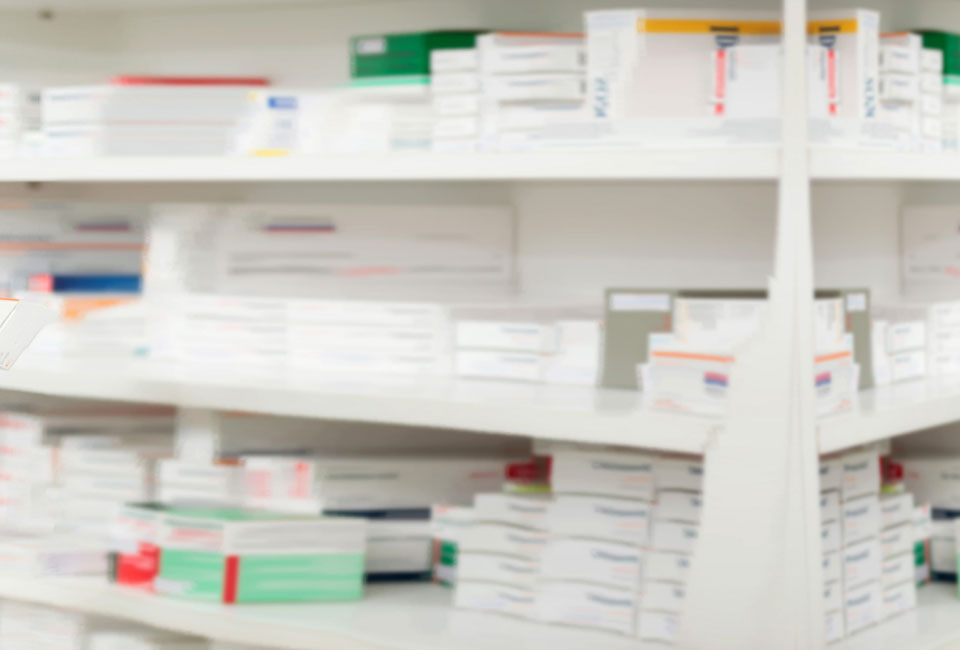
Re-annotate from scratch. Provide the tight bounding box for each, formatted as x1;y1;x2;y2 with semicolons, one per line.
841;449;880;500
548;495;649;546
457;554;539;590
637;610;680;643
652;521;699;554
821;458;842;492
932;534;956;576
846;293;868;313
886;321;926;353
881;493;915;530
431;48;480;73
455;582;536;618
642;581;686;614
473;494;549;529
825;609;845;643
434;94;481;116
883;581;917;619
609;292;670;313
656;491;702;524
922;92;943;116
845;582;882;636
843;495;881;544
921;48;943;72
551;449;655;500
458;523;547;560
655;458;704;492
880;523;915;559
821;491;840;523
536;581;637;635
540;538;641;588
645;551;691;583
921;73;943;95
881;553;915;589
843;538;881;588
889;349;927;383
823;551;841;584
432;73;481;95
823;581;842;613
822;521;841;554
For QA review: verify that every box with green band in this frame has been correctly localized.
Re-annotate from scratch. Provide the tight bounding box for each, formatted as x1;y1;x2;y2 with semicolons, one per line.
152;506;367;604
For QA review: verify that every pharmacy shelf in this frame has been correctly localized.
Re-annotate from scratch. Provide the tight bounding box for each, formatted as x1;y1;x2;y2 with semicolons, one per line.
811;151;960;181
836;584;960;650
0;577;645;650
0;362;718;453
0;151;778;182
819;376;960;455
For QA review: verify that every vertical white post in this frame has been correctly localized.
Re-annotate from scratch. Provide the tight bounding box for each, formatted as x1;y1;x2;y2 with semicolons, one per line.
676;0;824;647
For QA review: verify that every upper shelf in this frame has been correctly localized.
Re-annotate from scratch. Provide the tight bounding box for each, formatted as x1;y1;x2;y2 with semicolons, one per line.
0;362;718;454
4;151;960;183
0;152;780;182
819;376;960;455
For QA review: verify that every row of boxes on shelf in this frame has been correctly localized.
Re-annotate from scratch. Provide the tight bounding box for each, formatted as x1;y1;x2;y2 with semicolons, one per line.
0;600;270;650
3;8;960;156
818;447;924;642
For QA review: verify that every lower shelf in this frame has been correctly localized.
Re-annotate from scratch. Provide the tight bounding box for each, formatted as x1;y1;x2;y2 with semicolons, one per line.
835;583;959;650
0;577;644;650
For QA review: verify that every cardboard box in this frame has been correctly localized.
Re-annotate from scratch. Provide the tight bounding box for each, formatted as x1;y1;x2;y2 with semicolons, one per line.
351;31;482;78
457;522;547;560
153;507;366;603
536;581;637;635
921;47;944;73
541;538;641;588
845;581;882;635
821;457;843;492
825;609;845;643
882;581;917;619
551;448;655;500
434;93;481;116
842;495;880;544
879;74;919;103
431;73;481;95
824;581;842;613
823;520;842;554
585;9;780;120
483;74;585;102
880;523;914;559
547;494;650;545
841;449;881;501
843;538;882;588
651;521;699;554
431;48;479;73
455;350;545;382
478;35;585;74
645;551;692;583
455;581;535;619
902;458;960;509
637;610;680;643
456;553;539;590
823;551;842;584
473;494;550;530
880;44;919;74
821;491;841;523
881;553;915;589
881;493;915;530
809;9;880;120
656;491;702;524
642;581;686;614
655;456;704;492
0;534;107;577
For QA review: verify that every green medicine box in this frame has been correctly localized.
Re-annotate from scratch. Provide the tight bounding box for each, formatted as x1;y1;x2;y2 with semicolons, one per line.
153;507;367;604
918;31;960;75
350;31;484;78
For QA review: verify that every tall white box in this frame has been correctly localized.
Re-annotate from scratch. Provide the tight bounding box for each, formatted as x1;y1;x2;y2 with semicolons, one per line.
585;9;780;120
808;9;880;120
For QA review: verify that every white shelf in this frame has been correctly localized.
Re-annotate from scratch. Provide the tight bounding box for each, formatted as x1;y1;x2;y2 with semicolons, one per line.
0;577;645;650
836;584;960;650
819;376;960;455
0;362;717;453
811;151;960;181
0;152;778;183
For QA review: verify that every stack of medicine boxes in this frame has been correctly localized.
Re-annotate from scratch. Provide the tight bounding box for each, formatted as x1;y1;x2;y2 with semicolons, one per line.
431;47;482;153
476;32;585;152
454;491;548;619
821;445;916;643
638;455;703;645
878;33;925;152
870;305;928;386
920;31;957;149
538;447;647;636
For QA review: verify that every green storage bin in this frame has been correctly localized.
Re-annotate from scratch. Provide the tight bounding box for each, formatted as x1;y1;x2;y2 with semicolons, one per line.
350;31;484;78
